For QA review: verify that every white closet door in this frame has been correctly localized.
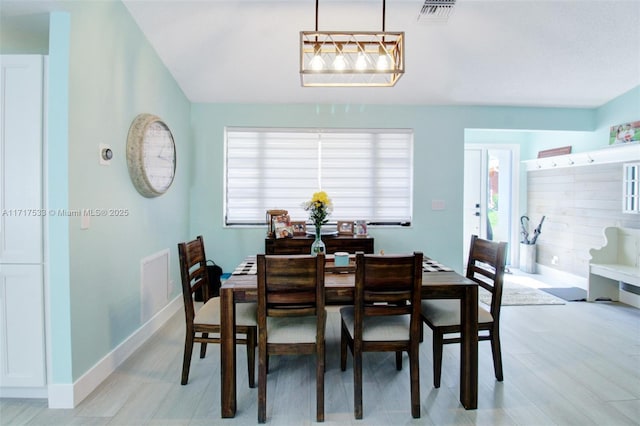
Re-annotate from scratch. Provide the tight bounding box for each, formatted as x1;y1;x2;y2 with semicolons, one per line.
0;55;43;264
0;264;45;387
0;55;46;391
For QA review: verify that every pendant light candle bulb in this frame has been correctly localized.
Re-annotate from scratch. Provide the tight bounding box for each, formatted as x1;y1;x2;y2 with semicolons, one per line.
311;55;324;70
355;52;367;70
377;46;390;70
310;43;324;70
333;43;346;71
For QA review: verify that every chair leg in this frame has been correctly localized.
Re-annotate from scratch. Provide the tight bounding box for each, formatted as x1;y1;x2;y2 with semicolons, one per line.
181;332;194;385
340;321;348;371
490;330;504;382
395;351;403;370
354;350;363;419
247;327;257;388
258;342;267;423
410;341;420;418
432;331;443;388
317;348;325;422
199;333;208;358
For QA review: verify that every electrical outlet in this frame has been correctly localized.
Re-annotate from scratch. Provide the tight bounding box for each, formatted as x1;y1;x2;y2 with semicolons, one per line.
551;256;559;265
431;199;446;210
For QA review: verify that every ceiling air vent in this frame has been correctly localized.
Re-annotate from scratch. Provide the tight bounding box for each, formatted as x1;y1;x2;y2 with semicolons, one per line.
417;0;456;23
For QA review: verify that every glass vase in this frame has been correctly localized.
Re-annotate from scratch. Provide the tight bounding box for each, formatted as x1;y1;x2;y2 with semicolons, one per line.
311;226;325;256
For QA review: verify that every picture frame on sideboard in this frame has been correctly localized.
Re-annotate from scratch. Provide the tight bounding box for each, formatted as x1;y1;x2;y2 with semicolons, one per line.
337;221;354;236
291;221;307;236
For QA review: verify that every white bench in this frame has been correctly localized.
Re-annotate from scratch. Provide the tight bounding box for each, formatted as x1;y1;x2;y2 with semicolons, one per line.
588;227;640;308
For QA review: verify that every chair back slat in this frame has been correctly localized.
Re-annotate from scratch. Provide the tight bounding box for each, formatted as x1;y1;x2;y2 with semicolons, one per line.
465;235;507;318
363;304;411;317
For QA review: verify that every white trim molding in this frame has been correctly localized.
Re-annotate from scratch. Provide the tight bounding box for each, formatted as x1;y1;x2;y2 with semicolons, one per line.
522;143;640;171
47;295;182;408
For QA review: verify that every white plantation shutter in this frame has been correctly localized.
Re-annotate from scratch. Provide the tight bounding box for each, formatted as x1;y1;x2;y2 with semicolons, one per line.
225;128;413;226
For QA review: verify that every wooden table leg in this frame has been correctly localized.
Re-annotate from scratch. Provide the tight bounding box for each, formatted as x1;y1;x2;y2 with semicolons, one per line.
459;285;478;409
221;287;236;418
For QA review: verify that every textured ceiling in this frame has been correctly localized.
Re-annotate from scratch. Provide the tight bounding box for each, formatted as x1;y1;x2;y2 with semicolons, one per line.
3;0;640;108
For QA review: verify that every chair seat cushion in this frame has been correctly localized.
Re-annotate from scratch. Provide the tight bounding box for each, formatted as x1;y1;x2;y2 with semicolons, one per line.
340;306;410;341
194;297;257;326
267;315;324;344
421;299;493;327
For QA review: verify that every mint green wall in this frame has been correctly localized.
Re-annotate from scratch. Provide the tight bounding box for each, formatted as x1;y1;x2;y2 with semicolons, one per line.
48;11;73;385
63;1;192;380
190;104;593;275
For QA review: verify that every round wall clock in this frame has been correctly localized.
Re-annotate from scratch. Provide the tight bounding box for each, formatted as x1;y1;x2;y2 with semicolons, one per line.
126;113;176;198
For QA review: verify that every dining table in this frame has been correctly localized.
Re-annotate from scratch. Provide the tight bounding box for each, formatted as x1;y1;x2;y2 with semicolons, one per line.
220;255;479;418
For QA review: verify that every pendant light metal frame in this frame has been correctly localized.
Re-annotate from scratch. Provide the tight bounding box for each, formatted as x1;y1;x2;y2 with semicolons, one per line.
300;0;405;87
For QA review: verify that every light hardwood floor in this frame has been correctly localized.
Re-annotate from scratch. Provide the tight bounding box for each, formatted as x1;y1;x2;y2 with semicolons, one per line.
2;278;639;425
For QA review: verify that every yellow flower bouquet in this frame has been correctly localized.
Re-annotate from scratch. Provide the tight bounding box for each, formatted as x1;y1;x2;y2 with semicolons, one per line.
302;191;333;234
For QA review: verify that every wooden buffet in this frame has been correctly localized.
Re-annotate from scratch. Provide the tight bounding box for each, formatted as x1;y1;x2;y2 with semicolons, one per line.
265;235;374;255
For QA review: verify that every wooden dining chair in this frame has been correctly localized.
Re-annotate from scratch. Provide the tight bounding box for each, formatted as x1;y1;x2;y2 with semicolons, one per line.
421;235;507;388
257;254;326;423
177;236;257;387
340;251;423;419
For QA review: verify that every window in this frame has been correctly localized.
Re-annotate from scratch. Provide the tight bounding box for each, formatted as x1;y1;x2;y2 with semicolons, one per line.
623;162;640;214
225;128;413;226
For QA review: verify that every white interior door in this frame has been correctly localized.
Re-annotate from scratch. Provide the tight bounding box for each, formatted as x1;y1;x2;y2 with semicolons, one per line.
464;145;518;266
463;148;485;262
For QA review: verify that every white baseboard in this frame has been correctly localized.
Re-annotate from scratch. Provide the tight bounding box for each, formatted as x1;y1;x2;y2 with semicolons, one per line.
0;386;48;399
47;295;182;409
535;264;588;289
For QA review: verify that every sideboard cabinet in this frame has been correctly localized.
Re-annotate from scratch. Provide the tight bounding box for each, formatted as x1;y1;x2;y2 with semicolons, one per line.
265;236;374;255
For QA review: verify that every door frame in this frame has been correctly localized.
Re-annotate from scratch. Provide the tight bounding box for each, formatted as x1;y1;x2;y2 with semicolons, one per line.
464;143;521;266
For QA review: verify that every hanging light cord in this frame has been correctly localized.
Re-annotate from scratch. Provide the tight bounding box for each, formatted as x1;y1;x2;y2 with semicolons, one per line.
314;0;387;32
382;0;386;32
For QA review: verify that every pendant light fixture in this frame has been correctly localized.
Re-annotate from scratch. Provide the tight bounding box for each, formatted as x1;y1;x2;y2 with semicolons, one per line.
300;0;404;87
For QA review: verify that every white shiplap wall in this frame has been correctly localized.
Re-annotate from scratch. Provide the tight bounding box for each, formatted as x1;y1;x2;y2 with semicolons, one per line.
527;161;640;278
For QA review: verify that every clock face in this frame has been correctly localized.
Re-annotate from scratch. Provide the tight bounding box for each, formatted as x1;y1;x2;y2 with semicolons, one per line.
126;114;176;197
142;121;175;193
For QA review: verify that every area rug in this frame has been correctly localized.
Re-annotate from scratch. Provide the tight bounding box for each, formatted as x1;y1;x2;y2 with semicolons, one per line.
540;287;587;302
479;283;565;306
